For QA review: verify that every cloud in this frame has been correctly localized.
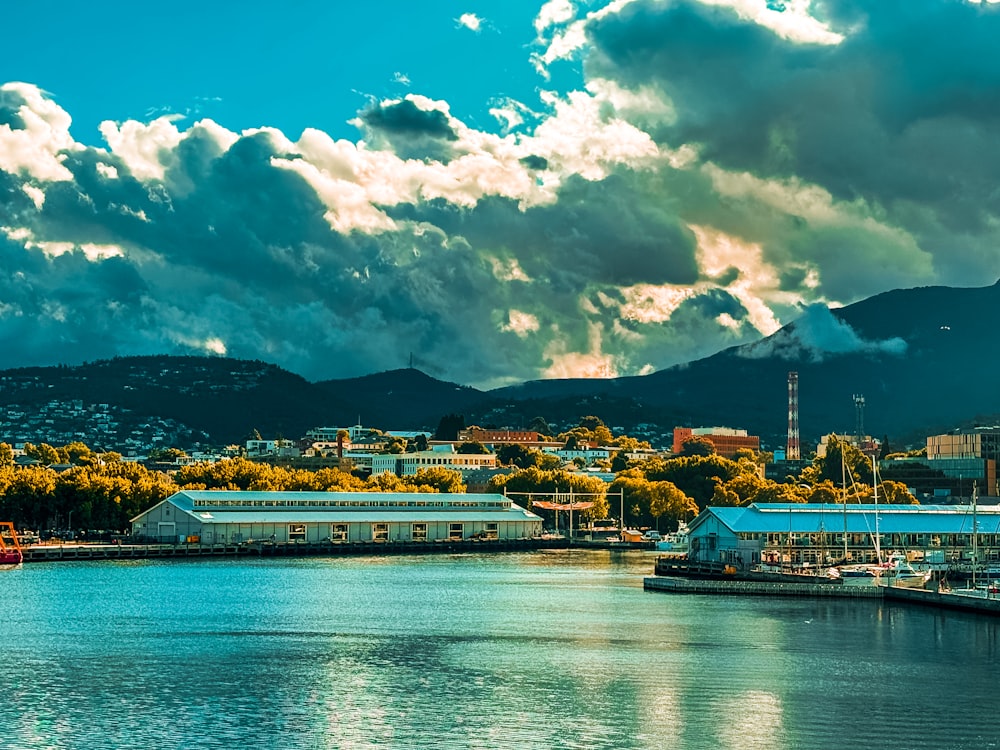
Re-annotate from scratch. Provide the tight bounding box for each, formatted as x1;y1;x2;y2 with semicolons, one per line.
739;303;907;361
0;1;998;389
457;13;483;32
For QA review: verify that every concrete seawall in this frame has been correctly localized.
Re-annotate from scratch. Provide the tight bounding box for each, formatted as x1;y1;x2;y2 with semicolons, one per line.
643;576;883;598
21;537;572;562
644;575;1000;615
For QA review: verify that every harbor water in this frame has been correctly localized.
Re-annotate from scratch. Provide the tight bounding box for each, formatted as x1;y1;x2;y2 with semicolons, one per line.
2;549;998;750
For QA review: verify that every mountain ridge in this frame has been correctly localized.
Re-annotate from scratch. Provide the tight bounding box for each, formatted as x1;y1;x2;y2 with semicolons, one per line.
0;281;996;448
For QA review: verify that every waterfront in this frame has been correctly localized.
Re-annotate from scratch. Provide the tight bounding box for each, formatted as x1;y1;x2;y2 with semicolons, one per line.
2;550;999;750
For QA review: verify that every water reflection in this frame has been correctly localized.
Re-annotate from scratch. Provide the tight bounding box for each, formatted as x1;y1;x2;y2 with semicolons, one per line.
1;552;999;749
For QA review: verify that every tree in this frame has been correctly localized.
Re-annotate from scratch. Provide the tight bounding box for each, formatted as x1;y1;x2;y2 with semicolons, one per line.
878;480;917;505
678;436;715;457
411;467;465;493
434;413;465;441
527;416;551;436
0;442;13;467
497;444;536;468
456;441;489;455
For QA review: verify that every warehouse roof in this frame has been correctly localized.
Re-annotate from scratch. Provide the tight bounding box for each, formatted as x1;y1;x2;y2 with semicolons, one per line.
695;503;1000;535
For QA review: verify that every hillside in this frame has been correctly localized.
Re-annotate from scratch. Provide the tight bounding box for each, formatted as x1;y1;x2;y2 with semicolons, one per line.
0;281;997;449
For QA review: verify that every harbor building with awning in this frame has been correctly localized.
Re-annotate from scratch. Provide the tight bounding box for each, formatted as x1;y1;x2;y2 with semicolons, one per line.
131;490;542;544
687;503;1000;569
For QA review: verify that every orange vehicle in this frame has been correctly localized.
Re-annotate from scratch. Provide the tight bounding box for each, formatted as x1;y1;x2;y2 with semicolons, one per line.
0;522;23;565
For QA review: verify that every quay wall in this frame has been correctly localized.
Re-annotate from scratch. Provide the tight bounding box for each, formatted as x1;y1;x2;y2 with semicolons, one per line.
22;537;570;563
643;576;883;598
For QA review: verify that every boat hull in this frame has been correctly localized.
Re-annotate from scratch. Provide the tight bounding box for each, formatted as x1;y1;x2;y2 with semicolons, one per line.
0;550;22;565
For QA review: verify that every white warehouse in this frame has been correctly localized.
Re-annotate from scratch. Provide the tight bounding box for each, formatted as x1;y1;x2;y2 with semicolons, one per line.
131;490;543;544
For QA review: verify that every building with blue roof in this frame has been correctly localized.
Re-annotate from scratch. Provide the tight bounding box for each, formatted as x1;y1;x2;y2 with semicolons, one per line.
687;502;1000;569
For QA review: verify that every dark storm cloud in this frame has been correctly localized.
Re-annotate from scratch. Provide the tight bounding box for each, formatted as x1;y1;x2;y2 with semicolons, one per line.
358;98;459;162
583;0;1000;287
389;171;700;288
519;154;548;170
0;86;27;130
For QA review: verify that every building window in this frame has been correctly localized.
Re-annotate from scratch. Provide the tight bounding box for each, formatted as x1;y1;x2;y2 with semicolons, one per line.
373;523;389;541
449;523;464;540
330;524;348;541
412;523;427;541
289;524;306;541
484;523;498;539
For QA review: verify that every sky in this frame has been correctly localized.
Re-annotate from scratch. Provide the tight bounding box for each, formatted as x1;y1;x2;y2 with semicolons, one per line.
2;0;1000;389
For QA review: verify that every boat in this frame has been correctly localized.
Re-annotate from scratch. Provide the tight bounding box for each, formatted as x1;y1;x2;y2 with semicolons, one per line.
0;522;24;565
829;455;930;589
655;521;690;554
872;553;932;588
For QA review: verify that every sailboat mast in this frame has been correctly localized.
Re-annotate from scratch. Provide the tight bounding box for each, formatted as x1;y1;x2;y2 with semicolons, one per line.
972;481;978;589
842;448;848;560
873;454;881;564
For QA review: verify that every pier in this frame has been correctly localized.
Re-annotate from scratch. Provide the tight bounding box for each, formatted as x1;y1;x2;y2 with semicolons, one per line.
643;576;883;598
21;536;572;562
644;575;1000;615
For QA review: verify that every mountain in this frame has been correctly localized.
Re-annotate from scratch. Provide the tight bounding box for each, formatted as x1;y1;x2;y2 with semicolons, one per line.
489;281;1000;446
0;281;996;449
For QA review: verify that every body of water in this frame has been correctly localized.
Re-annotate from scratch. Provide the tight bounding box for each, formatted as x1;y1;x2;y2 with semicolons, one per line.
2;550;998;749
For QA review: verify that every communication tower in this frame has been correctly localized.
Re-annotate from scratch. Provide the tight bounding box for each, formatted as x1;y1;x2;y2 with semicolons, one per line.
787;372;800;460
853;394;866;447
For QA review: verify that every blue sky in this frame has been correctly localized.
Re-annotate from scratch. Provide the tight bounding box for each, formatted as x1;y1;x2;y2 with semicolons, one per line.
2;0;1000;388
5;1;575;143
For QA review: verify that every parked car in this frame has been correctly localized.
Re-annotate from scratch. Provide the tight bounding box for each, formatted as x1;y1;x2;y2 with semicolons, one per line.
641;530;662;542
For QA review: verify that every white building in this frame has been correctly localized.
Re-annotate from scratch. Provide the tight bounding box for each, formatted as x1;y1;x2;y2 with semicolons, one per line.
130;490;542;544
371;446;497;476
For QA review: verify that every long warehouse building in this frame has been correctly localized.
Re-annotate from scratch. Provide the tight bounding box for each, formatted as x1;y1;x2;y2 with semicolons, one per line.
131;490;543;544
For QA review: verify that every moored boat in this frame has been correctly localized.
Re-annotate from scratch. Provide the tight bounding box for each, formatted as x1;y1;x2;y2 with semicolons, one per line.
0;522;24;565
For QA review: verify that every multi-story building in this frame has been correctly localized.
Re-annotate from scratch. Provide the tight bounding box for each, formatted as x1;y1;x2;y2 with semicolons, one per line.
672;427;760;458
457;428;540;444
927;428;1000;462
371;446;498;477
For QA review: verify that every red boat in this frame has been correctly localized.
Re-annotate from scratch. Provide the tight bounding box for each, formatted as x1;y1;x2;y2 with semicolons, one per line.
0;522;23;565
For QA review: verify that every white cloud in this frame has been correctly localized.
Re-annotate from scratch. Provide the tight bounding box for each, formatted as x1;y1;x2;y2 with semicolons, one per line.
0;82;79;181
457;13;483;32
698;0;844;45
534;0;578;34
501;310;540;337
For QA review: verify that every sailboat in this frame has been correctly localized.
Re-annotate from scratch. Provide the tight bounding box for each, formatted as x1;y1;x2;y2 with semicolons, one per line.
946;483;996;597
831;455;930;588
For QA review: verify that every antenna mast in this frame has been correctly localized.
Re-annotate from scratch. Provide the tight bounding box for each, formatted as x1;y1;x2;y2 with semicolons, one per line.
853;394;866;450
787;371;800;460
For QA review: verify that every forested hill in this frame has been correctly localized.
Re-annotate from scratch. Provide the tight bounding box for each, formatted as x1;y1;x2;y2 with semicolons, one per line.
0;356;492;445
1;281;999;448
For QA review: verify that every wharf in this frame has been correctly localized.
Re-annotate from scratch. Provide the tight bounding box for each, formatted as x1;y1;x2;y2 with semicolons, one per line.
643;576;882;598
21;536;571;562
643;575;1000;615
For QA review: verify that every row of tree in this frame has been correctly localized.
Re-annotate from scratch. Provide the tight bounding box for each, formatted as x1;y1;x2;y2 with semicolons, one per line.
0;432;916;534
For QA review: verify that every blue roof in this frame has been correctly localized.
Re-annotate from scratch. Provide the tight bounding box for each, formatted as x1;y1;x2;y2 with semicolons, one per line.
700;503;1000;535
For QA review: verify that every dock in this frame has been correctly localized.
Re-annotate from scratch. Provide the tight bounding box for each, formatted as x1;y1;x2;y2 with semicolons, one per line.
21;536;572;562
644;575;1000;615
643;576;883;598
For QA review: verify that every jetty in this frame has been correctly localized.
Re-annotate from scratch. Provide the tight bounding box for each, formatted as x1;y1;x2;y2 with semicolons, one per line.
644;575;1000;615
21;536;572;562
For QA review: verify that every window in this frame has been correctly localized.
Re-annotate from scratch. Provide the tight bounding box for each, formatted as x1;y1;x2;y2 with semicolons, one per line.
373;523;389;541
288;524;306;541
412;523;428;541
449;523;464;540
330;524;348;541
484;523;498;540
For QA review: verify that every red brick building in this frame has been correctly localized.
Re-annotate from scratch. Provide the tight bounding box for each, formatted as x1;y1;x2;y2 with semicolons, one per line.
673;426;760;458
